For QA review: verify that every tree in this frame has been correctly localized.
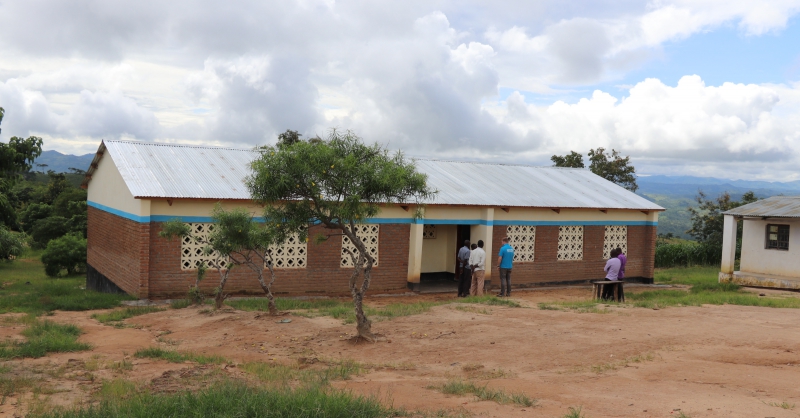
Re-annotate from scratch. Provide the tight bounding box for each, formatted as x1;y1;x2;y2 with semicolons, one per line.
587;148;638;192
41;233;87;276
0;227;25;262
687;191;758;246
30;216;70;249
160;205;289;311
19;202;52;232
550;151;585;168
551;148;638;192
0;107;44;228
277;129;302;148
210;205;291;315
247;129;434;341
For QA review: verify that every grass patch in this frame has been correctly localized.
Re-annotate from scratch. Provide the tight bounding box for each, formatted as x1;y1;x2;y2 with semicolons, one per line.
0;249;131;317
0;372;38;405
169;299;192;309
538;301;612;314
229;295;520;324
133;347;227;365
0;320;90;359
429;380;536;407
562;406;585;418
242;359;362;389
765;401;795;409
91;306;165;326
631;266;800;309
29;380;392;418
654;266;721;286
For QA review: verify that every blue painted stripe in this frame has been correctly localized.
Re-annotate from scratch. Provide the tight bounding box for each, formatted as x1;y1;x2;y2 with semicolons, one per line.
492;220;657;226
88;201;657;227
87;201;151;223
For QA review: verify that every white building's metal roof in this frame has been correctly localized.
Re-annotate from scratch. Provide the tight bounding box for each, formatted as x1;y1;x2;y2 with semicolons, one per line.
724;196;800;218
83;139;664;211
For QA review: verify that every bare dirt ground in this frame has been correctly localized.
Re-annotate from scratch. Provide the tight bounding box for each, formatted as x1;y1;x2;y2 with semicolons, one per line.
3;286;800;417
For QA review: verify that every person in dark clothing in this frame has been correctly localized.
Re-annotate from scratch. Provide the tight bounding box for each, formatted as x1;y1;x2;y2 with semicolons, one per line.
457;240;472;297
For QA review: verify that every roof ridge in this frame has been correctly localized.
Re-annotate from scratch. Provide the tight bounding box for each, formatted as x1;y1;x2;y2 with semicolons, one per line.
413;157;586;170
104;139;257;153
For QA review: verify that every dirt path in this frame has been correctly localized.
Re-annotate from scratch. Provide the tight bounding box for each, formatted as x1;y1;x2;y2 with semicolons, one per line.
3;288;800;417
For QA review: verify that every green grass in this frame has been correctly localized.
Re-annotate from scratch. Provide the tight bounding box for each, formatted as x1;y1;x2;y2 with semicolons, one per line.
133;347;227;365
228;294;520;324
428;380;536;407
0;249;131;316
29;380;392;418
654;266;721;286
0;320;90;359
91;306;165;325
765;401;795;410
562;406;585;418
538;301;612;314
169;299;192;309
627;266;800;309
242;359;363;389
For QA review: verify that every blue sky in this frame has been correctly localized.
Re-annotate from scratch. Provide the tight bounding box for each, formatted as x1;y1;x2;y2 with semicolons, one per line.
0;1;799;180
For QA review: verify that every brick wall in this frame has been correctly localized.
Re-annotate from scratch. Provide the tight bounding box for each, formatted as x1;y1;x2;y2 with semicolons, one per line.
87;206;149;297
147;223;410;299
492;224;656;285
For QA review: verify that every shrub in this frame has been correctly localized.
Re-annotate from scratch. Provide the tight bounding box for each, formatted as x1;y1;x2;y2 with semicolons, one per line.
41;234;86;277
0;227;25;261
30;216;70;249
655;241;721;268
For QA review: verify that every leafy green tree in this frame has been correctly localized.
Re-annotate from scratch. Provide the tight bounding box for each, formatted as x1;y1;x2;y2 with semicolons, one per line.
41;233;86;277
44;172;71;205
550;151;585;168
160;205;289;311
53;188;87;218
0;227;25;261
277;129;302;148
247;129;434;341
587;147;638;192
19;202;52;232
0;107;44;228
30;216;70;249
551;148;638;192
687;191;758;246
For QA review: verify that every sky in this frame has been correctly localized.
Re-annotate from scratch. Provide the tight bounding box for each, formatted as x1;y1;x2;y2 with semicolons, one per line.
0;0;799;181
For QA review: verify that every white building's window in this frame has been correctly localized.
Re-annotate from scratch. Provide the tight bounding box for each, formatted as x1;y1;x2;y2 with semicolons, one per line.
423;224;437;239
603;225;628;259
557;226;583;261
341;225;380;267
268;233;308;268
181;223;227;270
766;224;790;250
506;225;535;262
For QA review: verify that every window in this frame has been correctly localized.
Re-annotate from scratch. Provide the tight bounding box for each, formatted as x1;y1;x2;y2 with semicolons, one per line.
267;233;308;269
341;224;380;267
180;223;227;270
423;224;436;239
557;226;583;261
766;224;790;250
603;225;627;259
506;225;535;262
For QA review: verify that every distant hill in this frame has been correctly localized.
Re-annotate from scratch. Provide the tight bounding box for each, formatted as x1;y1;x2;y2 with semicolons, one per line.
31;150;94;174
637;175;800;239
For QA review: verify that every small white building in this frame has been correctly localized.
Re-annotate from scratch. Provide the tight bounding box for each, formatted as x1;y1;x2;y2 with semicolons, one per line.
720;196;800;289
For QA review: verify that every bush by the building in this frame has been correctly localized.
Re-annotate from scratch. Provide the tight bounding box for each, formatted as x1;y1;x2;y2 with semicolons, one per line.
41;233;87;277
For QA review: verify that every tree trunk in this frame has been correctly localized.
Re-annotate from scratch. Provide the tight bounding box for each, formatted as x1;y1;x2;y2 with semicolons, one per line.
214;269;230;310
256;265;279;316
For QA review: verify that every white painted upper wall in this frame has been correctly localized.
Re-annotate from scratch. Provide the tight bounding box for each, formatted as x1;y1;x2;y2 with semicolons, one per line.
87;152;150;219
740;219;800;277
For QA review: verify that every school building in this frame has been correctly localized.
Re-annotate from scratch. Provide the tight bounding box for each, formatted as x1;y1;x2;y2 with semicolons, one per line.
82;140;663;299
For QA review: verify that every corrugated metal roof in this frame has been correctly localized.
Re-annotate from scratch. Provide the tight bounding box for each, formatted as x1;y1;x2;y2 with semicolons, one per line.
724;196;800;218
83;139;664;210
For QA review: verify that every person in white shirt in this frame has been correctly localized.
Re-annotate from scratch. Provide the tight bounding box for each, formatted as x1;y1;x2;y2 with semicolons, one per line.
469;240;487;296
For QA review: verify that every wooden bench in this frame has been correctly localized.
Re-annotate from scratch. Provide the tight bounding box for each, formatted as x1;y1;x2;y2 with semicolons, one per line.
591;280;625;302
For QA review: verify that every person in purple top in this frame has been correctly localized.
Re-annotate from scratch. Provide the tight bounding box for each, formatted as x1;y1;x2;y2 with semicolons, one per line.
604;248;621;281
616;247;627;280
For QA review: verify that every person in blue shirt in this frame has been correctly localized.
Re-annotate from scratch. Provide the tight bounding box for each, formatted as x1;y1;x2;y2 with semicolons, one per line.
497;237;515;297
